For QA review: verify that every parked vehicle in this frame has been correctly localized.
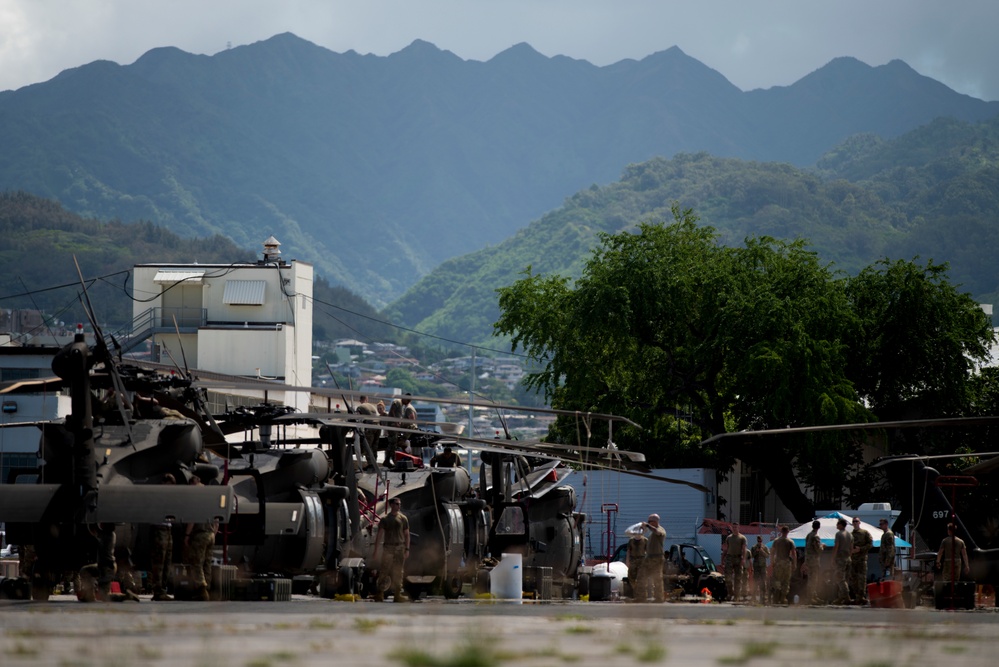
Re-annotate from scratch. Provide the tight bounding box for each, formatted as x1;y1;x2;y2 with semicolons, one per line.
663;543;728;600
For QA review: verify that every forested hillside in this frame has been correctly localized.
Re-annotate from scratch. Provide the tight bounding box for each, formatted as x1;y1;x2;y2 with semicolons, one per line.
0;191;390;343
391;115;999;345
0;33;995;306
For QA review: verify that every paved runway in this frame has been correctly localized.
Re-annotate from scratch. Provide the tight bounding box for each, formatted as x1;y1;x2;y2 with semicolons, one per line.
2;595;998;666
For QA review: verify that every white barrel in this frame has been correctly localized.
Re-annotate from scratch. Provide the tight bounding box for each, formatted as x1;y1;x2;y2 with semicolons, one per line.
490;552;523;603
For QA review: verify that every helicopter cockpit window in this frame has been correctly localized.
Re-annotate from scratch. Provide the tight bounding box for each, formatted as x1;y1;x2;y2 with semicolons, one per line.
496;506;526;535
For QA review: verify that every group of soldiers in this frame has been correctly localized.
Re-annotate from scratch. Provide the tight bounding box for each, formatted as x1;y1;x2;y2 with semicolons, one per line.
720;516;898;606
11;473;219;602
625;513;668;602
354;394;419;469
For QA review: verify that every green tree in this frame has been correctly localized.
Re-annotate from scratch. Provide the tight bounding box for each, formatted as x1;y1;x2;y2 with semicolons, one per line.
844;259;993;423
495;205;869;520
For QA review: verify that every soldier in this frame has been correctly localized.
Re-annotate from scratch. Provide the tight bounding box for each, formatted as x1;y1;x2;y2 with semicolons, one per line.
430;445;461;468
850;517;872;604
878;518;896;580
803;520;824;604
386;396;418;465
150;473;176;601
184;477;217;601
375;497;410;602
830;518;853;605
641;514;667;602
935;522;970;583
354;395;380;469
625;530;648;601
724;526;748;602
770;526;797;605
750;535;770;605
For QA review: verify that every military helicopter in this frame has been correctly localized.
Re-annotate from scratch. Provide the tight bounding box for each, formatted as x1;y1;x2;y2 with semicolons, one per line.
196;384;657;600
874;452;999;590
0;325;234;600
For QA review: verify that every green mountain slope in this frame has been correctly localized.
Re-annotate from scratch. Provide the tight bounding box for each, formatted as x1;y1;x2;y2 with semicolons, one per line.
0;34;995;307
0;191;388;343
392;116;999;345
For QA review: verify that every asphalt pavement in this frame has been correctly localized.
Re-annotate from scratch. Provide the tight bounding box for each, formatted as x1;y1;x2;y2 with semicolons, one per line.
2;595;998;666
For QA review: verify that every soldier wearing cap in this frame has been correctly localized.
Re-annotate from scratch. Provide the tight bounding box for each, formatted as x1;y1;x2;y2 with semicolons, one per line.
878;518;896;579
638;514;666;602
850;517;872;604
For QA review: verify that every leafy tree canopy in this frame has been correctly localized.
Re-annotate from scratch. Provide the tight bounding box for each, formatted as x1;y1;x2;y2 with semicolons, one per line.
495;205;994;520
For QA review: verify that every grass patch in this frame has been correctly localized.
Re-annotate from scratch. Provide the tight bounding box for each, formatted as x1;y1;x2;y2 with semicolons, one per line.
814;645;850;660
391;642;498;667
637;644;668;663
308;618;337;629
136;645;163;660
718;641;778;665
564;625;595;634
11;641;40;657
552;613;587;622
246;651;299;667
354;617;389;633
943;645;968;654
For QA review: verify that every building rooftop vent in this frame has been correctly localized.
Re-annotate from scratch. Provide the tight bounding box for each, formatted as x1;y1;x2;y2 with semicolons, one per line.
261;236;284;264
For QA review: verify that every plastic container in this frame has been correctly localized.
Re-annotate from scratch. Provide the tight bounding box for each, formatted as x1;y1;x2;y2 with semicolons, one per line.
490;553;523;603
868;580;904;608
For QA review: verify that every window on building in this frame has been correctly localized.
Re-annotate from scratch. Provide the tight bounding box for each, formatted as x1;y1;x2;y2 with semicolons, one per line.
0;368;40;382
223;280;266;305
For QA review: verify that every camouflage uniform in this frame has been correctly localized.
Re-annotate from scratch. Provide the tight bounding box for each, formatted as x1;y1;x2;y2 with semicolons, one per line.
149;525;174;598
724;531;748;601
850;525;872;603
354;400;380;468
750;542;770;604
626;535;648;600
832;527;853;604
804;528;824;604
378;510;410;601
185;522;215;600
878;527;896;579
642;524;666;602
770;535;795;605
937;535;967;583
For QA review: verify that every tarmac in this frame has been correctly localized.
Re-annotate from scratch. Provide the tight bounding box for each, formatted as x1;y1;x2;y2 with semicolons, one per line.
2;594;999;667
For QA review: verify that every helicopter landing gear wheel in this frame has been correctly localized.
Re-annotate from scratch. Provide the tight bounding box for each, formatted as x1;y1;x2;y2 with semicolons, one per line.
442;576;463;599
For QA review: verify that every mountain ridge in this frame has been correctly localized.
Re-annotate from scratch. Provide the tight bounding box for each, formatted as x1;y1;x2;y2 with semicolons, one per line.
0;32;996;307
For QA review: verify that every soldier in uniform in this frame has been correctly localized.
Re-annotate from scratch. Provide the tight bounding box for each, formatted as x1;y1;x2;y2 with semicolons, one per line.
878;518;896;580
850;517;872;604
354;396;380;469
831;518;853;604
724;526;748;602
640;514;667;602
750;535;770;605
184;477;217;601
803;520;824;604
430;446;461;468
935;522;970;583
150;474;176;601
375;497;410;602
770;526;797;605
625;530;648;601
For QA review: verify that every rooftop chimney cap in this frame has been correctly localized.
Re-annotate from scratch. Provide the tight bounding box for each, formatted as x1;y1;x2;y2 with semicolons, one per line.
262;236;282;262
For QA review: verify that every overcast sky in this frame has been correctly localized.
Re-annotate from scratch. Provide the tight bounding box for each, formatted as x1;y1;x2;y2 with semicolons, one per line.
2;0;997;101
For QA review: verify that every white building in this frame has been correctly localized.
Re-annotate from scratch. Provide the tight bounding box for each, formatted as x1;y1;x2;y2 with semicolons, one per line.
129;237;313;411
0;345;72;484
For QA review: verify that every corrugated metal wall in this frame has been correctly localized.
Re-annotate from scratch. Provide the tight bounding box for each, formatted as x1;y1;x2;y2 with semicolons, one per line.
564;468;715;559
